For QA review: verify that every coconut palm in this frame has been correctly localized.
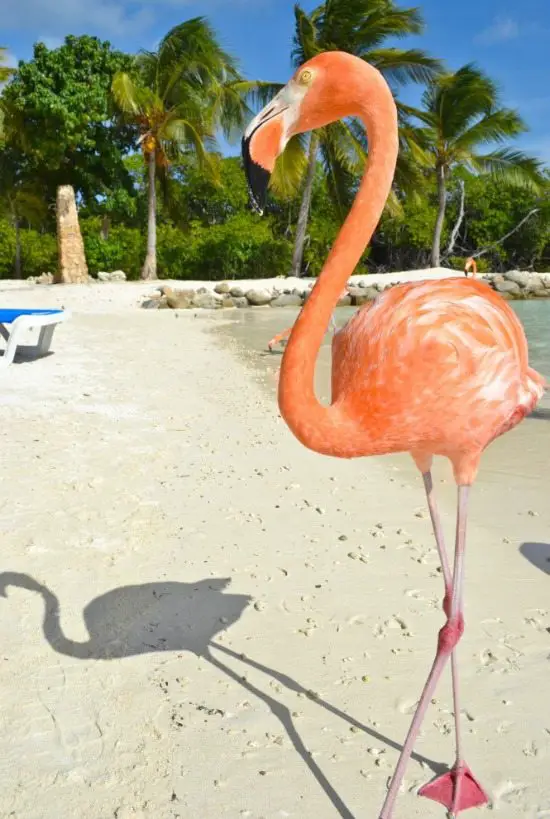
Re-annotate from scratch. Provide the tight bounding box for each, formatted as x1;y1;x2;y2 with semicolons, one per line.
276;0;443;276
112;17;278;280
415;64;545;267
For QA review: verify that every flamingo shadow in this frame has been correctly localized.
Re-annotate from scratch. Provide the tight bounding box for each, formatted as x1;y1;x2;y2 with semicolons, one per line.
519;543;550;575
0;571;447;819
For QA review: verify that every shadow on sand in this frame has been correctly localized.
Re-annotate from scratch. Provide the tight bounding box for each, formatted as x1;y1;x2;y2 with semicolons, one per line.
519;543;550;575
0;571;449;819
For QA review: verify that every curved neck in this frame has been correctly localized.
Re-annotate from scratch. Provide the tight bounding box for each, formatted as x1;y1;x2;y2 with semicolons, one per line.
3;573;88;658
278;78;399;456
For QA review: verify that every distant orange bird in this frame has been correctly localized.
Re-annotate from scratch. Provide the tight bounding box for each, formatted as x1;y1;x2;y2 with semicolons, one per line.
268;308;340;352
242;52;545;818
464;257;477;277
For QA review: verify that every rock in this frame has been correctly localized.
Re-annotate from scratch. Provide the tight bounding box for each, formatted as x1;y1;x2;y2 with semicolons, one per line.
222;297;236;308
348;287;378;306
28;272;54;285
96;270;126;282
271;293;303;307
230;285;245;298
141;298;160;309
337;294;352;307
191;292;223;309
362;286;380;301
214;281;231;294
494;279;522;296
503;270;530;288
525;275;547;294
160;286;196;309
245;288;273;306
233;297;249;308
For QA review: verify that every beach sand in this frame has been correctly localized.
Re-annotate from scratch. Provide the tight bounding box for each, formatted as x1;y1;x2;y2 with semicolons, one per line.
0;281;548;818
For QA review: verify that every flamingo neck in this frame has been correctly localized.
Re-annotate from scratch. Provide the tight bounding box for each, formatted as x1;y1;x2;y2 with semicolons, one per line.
278;80;398;457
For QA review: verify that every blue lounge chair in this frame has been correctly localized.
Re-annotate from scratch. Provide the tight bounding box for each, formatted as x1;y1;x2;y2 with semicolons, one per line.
0;308;70;369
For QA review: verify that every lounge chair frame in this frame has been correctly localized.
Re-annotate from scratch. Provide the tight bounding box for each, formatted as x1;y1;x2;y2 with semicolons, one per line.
0;309;70;369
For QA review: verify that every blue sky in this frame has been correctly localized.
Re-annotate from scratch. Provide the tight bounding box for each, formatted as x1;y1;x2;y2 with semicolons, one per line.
2;0;550;163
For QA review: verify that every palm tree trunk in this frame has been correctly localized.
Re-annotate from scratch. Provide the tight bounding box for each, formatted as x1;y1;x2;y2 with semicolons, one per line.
141;149;157;281
291;132;319;278
431;165;447;268
14;219;21;279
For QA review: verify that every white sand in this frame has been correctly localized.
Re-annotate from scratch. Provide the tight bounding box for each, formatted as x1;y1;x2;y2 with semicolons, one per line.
0;279;548;819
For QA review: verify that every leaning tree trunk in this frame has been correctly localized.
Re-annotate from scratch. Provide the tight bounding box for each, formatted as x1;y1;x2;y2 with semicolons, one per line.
291;132;319;278
141;149;157;281
54;185;89;284
14;219;21;279
430;165;447;268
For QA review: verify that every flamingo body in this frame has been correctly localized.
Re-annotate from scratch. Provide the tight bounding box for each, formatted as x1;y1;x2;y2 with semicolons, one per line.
331;276;544;482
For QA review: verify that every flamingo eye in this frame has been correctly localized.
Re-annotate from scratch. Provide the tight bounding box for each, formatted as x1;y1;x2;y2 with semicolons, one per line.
298;69;314;85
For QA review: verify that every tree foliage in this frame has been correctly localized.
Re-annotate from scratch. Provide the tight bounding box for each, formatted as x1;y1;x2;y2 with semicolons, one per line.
2;35;135;201
413;64;546;265
0;13;548;284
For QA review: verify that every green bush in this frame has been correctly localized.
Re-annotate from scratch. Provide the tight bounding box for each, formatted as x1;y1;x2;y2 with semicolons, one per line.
81;217;145;280
156;215;293;280
0;219;58;279
157;223;198;279
20;230;57;277
0;219;16;279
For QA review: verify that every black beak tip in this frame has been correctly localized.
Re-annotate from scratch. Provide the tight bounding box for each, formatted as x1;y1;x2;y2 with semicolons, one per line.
242;135;270;216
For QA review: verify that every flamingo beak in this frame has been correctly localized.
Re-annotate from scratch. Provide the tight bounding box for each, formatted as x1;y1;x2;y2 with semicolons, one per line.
241;90;294;214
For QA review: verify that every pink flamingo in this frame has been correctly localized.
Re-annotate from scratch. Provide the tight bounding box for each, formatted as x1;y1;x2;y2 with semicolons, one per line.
242;51;545;817
464;257;477;277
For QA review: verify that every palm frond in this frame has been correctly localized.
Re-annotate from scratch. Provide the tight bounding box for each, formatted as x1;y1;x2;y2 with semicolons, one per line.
470;149;545;192
292;4;320;66
453;108;526;152
270;133;309;199
367;48;443;85
423;64;500;141
112;72;144;115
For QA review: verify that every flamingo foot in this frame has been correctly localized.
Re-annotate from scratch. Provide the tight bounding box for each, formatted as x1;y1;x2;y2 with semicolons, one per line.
418;762;489;816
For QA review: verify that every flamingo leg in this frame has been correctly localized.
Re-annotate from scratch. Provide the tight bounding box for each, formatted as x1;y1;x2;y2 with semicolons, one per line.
423;471;463;756
378;486;487;819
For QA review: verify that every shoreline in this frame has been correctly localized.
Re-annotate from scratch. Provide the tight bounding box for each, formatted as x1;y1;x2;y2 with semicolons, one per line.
1;266;550;317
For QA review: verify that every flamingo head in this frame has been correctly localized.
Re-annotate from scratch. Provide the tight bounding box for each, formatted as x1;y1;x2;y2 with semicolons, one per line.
242;52;378;213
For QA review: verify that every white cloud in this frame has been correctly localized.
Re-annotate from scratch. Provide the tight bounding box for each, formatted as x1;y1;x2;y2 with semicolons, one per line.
3;0;158;41
2;0;262;43
475;16;520;45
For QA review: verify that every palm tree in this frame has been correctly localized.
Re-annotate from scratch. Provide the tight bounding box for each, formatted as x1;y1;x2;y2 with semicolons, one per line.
414;64;545;267
113;18;277;280
277;0;443;277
